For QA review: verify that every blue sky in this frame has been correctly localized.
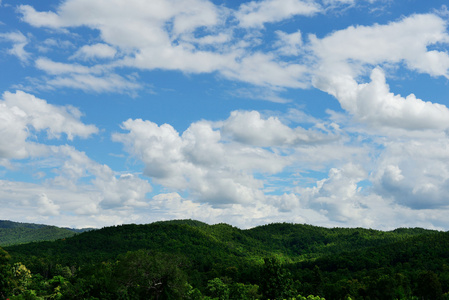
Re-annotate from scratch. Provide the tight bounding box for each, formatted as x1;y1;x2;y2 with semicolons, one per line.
1;0;449;230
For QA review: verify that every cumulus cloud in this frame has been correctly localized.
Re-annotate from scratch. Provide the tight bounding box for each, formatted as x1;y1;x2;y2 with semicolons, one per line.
222;110;336;147
0;141;153;226
0;178;150;228
310;13;449;132
0;90;98;159
315;68;449;131
112;110;342;206
372;138;449;209
4;90;98;140
7;0;449;230
298;163;367;222
94;173;152;209
113;118;268;205
36;193;60;216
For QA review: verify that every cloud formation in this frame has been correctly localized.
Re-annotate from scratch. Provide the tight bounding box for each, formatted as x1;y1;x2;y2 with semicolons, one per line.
0;31;30;62
0;90;98;159
316;68;449;131
235;0;321;28
1;0;449;230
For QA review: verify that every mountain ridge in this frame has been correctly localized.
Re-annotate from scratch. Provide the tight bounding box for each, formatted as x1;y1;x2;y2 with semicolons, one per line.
1;219;447;299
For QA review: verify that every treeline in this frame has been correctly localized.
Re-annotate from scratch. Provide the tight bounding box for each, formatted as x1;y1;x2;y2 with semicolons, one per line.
0;220;448;299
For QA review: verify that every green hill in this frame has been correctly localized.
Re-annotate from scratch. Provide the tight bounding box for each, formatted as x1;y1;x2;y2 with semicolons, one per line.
2;220;447;299
0;220;93;246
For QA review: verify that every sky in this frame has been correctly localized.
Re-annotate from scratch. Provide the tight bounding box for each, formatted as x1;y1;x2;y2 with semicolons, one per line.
1;0;449;230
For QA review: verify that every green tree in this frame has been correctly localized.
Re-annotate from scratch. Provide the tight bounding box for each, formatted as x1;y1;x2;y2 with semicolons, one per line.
10;262;32;295
0;247;12;299
207;278;230;300
229;282;260;300
113;249;188;300
260;257;295;300
295;295;326;300
416;271;442;300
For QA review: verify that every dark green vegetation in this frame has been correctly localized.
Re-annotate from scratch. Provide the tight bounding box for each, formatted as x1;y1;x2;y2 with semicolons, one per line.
1;219;448;299
0;220;90;247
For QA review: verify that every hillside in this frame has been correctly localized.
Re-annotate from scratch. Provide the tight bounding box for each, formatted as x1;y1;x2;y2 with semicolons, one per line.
0;220;92;246
1;220;448;299
5;220;436;266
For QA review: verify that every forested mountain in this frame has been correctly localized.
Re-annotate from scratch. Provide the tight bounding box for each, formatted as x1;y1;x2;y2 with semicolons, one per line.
0;220;92;247
0;220;448;299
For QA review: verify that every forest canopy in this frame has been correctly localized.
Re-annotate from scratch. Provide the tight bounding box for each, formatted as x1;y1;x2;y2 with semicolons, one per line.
0;219;448;299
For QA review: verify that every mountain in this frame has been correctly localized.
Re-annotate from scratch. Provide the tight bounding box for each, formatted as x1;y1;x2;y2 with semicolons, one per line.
0;220;93;246
4;220;440;266
2;220;447;299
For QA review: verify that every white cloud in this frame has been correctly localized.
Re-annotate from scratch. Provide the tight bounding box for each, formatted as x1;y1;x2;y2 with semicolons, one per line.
18;5;63;28
18;0;222;41
18;0;230;80
112;118;271;205
18;0;313;91
71;43;117;60
311;14;449;78
94;173;152;209
315;67;449;131
17;1;449;97
236;0;321;28
222;110;336;147
55;147;152;210
3;90;98;140
36;193;60;216
323;0;354;4
221;52;309;88
297;163;367;222
112;110;343;207
45;73;142;94
274;30;303;56
34;58;141;94
7;1;449;231
309;13;449;132
0;31;31;62
35;57;91;75
0;178;150;228
0;141;153;226
37;38;74;53
0;90;98;159
372;138;449;209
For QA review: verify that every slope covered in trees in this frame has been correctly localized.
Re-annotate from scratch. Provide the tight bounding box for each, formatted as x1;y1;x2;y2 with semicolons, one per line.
0;220;91;247
0;220;448;299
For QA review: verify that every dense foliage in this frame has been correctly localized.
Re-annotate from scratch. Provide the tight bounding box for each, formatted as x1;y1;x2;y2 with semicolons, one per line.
0;220;89;247
1;219;448;299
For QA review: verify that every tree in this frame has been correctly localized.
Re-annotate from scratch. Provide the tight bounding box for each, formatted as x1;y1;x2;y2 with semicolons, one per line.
416;271;442;300
113;249;188;300
0;247;11;299
207;278;229;300
10;262;32;296
259;257;295;300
